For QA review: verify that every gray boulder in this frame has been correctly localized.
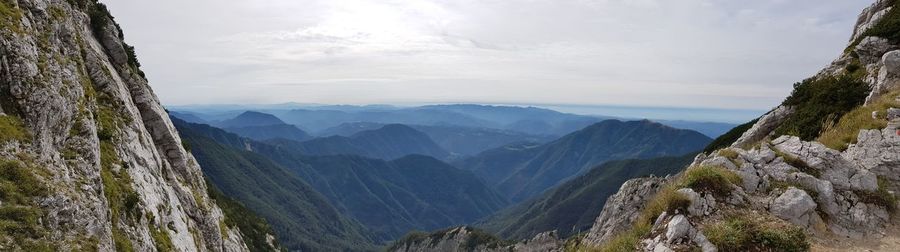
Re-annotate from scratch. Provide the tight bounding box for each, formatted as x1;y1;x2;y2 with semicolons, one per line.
770;188;818;228
731;106;794;148
677;188;716;217
665;215;691;243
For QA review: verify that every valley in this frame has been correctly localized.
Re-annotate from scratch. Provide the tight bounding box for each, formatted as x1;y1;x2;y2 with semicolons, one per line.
167;107;716;250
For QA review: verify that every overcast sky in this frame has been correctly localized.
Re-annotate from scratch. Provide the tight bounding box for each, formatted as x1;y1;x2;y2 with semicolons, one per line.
102;0;870;113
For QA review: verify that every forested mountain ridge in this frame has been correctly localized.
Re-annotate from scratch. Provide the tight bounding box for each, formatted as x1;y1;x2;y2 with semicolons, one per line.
457;119;711;202
175;119;378;251
174;119;508;244
266;124;451;160
475;154;694;240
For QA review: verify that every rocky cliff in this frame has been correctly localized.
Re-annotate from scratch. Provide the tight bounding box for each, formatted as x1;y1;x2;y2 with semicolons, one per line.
581;0;900;251
0;0;256;251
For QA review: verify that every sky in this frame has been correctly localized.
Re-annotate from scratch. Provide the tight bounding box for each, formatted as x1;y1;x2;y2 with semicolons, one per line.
102;0;871;121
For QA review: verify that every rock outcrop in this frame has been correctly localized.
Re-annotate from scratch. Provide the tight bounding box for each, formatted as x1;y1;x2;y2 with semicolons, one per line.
0;0;253;251
640;214;717;252
571;0;900;251
582;176;668;246
730;105;794;148
388;227;563;252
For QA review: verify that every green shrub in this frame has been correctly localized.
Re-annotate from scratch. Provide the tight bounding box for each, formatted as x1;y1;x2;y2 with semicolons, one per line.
0;159;51;248
590;185;687;252
705;213;809;252
679;166;742;198
642;187;691;222
774;75;870;141
85;1;146;78
0;160;48;202
207;182;283;252
181;140;192;152
96;105;119;141
99;140;140;252
592;222;650;252
0;0;24;33
149;223;175;252
0;115;29;143
717;149;743;166
111;227;134;252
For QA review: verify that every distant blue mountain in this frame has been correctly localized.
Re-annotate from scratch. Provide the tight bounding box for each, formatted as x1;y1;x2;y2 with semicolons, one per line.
174;104;737;139
218;111;287;128
168;111;208;124
318;122;555;157
655;120;737;138
271;124;451;161
193;111;314;142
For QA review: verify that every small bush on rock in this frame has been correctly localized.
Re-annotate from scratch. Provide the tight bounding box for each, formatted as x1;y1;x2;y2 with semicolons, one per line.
717;149;743;166
0;115;29;143
705;213;809;252
679;166;742;198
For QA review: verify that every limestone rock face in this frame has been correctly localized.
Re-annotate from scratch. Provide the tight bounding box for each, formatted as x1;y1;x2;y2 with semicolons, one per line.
730;105;794;148
691;136;892;239
850;0;894;42
867;49;900;104
769;188;818;228
844;119;900;190
582;176;669;247
0;0;249;251
676;188;716;217
856;37;896;66
773;136;879;192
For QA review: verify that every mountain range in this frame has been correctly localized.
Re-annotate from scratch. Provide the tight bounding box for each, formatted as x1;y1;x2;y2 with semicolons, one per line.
171;104;736;138
175;119;376;250
455;120;712;202
318;122;555;157
174;118;509;245
267;124;451;160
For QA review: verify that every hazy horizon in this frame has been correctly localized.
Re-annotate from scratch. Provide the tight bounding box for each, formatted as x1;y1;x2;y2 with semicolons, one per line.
168;102;764;124
103;0;869;115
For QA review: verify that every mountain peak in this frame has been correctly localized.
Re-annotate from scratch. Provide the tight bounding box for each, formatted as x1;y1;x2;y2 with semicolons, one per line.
221;111;287;127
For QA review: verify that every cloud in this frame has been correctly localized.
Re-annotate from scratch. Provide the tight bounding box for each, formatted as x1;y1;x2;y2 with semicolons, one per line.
102;0;871;114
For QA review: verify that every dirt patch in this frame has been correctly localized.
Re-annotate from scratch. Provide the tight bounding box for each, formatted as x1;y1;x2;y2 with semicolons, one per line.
811;220;900;252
